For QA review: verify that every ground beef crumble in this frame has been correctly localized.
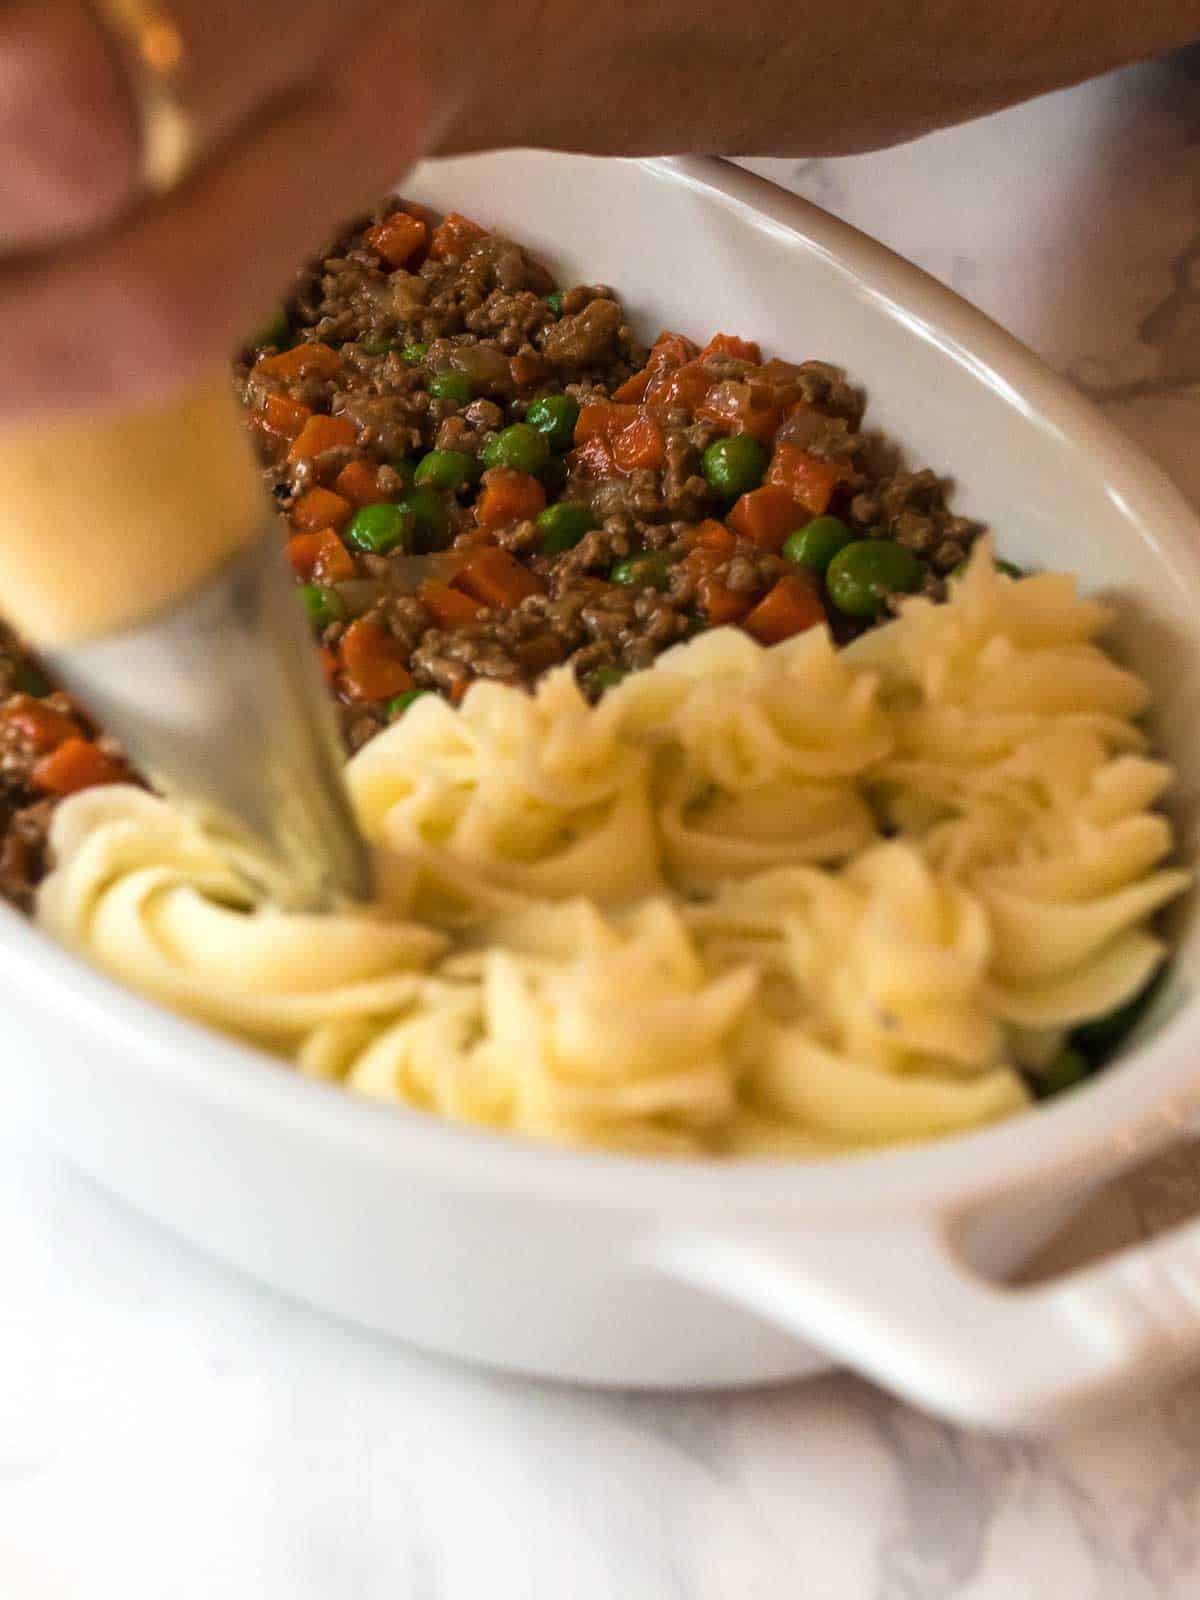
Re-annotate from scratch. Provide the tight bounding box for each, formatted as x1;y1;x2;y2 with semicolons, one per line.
0;198;987;909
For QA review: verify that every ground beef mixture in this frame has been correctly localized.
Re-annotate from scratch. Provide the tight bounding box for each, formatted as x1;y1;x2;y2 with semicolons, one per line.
0;198;985;908
0;622;129;910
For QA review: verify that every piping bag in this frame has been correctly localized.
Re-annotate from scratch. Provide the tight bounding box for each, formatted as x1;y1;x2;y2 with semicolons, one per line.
0;372;375;910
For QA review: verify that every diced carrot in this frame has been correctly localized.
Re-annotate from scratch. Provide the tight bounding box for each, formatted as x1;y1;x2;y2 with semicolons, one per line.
429;212;486;260
743;572;826;644
727;486;804;551
290;487;352;533
765;444;852;517
1;696;80;753
475;469;546;529
318;646;338;687
395;198;432;227
261;394;312;439
312;529;356;584
699;579;752;627
455;545;545;608
697;379;781;443
694;518;737;553
256;342;342;382
652;331;701;366
287;413;358;464
700;333;763;365
682;547;726;581
613;332;700;402
612;369;652;404
286;531;323;578
612;414;666;472
570;435;616;479
365;211;428;268
286;528;355;583
573;401;642;445
32;738;123;796
645;361;715;411
682;515;736;576
339;618;414;702
334;459;385;507
682;519;736;561
510;352;549;388
419;580;486;628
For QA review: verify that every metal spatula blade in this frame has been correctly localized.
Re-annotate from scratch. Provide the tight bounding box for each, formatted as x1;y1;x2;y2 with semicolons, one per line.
0;372;375;911
45;523;375;911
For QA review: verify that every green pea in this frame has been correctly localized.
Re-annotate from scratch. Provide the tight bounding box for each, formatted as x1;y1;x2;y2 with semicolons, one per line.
247;304;290;350
544;291;564;317
413;448;480;492
525;393;579;451
344;502;411;555
428;369;473;403
701;435;768;498
536;502;596;554
610;552;672;589
825;540;924;617
360;335;397;356
402;342;429;364
1071;970;1165;1064
782;515;853;576
1037;1047;1091;1099
397;486;451;552
298;584;345;629
387;688;431;718
590;665;626;691
482;422;551;475
387;457;416;489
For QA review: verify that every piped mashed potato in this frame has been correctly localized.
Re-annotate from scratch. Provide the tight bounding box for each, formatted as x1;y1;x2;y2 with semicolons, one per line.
37;549;1189;1156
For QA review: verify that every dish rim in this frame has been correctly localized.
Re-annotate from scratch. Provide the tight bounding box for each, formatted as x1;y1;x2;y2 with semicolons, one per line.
10;150;1200;1222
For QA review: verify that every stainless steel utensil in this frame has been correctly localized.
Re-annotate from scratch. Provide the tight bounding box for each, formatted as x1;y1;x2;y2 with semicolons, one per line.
46;523;375;910
0;373;375;911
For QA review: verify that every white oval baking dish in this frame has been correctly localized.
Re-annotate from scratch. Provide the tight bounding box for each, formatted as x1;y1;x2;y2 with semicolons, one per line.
9;152;1200;1432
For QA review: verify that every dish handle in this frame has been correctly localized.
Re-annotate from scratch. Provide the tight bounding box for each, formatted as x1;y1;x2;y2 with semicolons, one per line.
646;1206;1200;1431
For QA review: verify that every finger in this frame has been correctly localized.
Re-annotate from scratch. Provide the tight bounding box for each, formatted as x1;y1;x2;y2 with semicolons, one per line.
0;11;466;420
1;0;380;253
0;0;138;247
144;0;383;153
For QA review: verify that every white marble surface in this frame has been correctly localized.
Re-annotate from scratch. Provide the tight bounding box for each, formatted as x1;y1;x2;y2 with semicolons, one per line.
8;55;1200;1599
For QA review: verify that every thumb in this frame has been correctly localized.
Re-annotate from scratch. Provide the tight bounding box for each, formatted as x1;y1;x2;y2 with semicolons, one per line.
0;1;493;419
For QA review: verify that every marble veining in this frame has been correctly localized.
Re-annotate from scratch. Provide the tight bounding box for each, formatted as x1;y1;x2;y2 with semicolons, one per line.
9;52;1200;1599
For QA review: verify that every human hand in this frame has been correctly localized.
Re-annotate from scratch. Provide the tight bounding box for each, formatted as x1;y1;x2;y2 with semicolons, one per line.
3;0;495;420
8;0;1200;423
